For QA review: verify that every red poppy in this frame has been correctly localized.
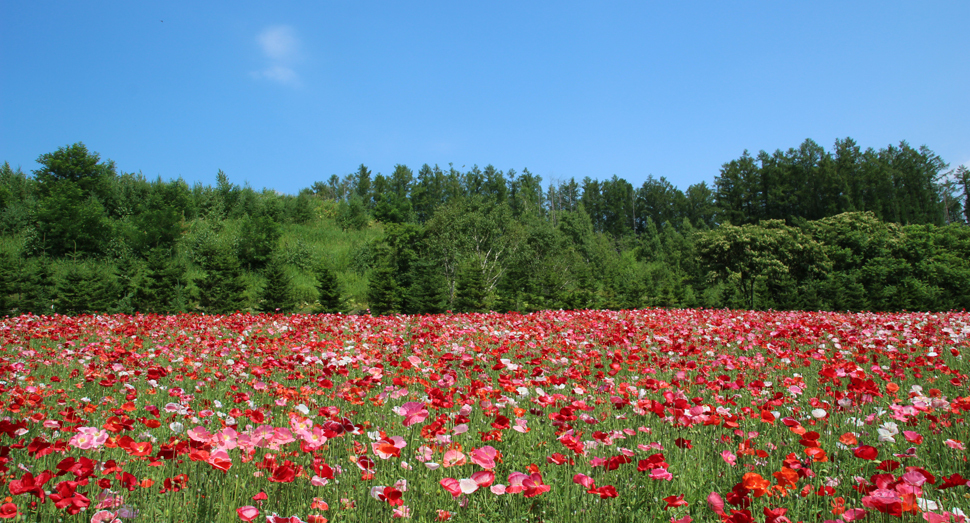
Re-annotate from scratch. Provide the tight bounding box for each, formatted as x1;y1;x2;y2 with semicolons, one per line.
663;494;688;510
587;485;618;499
0;503;17;520
853;445;878;460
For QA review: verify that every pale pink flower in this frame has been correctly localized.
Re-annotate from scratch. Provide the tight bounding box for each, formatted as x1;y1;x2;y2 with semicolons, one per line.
470;446;498;469
650;468;673;481
90;510;122;523
393;402;429;427
944;439;965;450
187;426;212;443
459;478;479;494
442;450;466;468
70;426;108;450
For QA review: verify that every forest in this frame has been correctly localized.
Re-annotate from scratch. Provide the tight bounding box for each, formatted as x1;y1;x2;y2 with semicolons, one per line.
1;138;969;316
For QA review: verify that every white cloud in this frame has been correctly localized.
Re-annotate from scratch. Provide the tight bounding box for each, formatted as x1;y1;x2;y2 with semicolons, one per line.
252;25;302;87
258;25;298;61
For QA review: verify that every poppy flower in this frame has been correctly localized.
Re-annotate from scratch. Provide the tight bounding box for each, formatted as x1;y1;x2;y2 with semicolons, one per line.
0;503;17;519
236;506;260;522
588;485;618;499
663;494;687;510
853;445;878;460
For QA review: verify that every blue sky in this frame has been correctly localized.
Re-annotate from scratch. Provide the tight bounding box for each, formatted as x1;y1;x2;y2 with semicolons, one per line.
2;1;968;195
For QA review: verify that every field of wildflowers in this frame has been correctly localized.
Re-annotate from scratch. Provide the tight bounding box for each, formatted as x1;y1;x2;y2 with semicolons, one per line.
0;308;968;522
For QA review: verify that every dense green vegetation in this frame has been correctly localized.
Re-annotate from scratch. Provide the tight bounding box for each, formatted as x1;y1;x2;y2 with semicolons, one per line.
1;140;969;315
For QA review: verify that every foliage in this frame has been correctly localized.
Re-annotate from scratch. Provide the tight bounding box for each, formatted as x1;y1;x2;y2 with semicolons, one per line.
259;256;295;313
3;140;969;316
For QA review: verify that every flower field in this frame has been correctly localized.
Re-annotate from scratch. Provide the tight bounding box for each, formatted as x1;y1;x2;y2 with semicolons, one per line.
1;309;968;523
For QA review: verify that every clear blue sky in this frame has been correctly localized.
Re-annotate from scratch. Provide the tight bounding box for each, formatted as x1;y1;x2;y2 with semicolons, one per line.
2;2;968;195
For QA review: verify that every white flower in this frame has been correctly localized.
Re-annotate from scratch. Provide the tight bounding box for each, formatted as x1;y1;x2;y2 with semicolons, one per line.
169;422;184;434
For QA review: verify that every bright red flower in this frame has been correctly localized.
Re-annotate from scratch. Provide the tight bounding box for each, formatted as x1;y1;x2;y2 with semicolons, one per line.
853;445;878;460
939;473;969;489
0;503;17;519
663;494;687;510
8;471;53;502
588;485;618;499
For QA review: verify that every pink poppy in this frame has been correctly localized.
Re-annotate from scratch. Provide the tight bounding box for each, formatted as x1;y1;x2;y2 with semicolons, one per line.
470;446;498;469
442;450;466;468
236;506;259;522
393;402;429;427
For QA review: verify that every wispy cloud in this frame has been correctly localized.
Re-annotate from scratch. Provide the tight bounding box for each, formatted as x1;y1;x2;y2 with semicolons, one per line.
251;25;301;87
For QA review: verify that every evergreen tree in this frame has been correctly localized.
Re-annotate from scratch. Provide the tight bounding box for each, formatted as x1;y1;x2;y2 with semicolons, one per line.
454;262;487;313
0;249;16;314
57;263;89;315
367;246;400;315
20;257;54;315
314;263;343;313
133;248;188;313
238;215;281;270
197;243;247;314
404;258;448;314
259;257;295;313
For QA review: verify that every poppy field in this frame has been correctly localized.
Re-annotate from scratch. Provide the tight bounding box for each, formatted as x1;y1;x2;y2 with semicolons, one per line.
0;309;969;523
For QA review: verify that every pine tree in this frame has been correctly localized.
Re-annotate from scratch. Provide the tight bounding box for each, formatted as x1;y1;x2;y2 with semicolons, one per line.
57;263;90;315
314;263;343;313
197;243;247;314
454;262;487;313
21;257;55;315
367;248;400;315
259;257;294;313
0;250;15;315
134;248;188;313
404;258;447;314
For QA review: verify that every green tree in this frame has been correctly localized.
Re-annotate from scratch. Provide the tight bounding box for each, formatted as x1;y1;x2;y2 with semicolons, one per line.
19;257;55;315
197;243;248;314
133;248;188;313
337;196;369;231
367;245;401;315
259;257;295;313
34;181;110;257
314;262;343;313
0;249;16;314
405;257;448;314
56;260;114;315
697;220;828;309
34;142;115;199
454;261;487;313
238;215;281;270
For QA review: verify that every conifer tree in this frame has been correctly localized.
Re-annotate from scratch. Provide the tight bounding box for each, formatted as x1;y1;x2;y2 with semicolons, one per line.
57;263;90;315
314;262;343;313
21;257;55;315
259;256;295;313
0;250;15;314
367;246;400;315
404;258;447;314
454;262;487;313
197;243;247;314
134;248;187;313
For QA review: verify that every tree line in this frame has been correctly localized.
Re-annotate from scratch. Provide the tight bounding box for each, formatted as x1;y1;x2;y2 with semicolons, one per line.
1;139;968;316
